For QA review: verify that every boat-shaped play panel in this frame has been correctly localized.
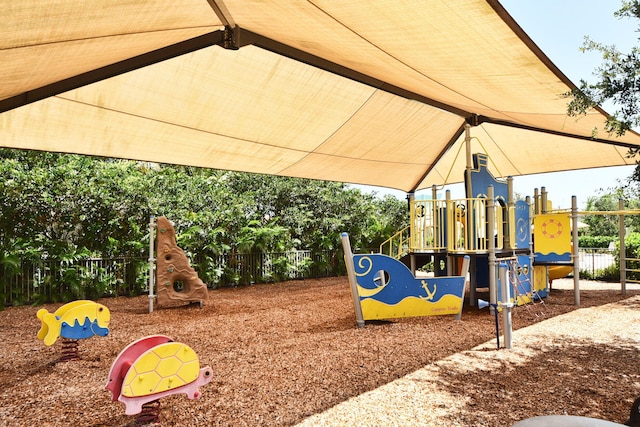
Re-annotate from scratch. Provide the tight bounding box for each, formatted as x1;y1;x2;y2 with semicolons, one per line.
352;253;468;321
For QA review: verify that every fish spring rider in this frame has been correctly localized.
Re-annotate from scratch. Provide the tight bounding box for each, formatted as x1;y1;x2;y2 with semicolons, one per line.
36;299;110;346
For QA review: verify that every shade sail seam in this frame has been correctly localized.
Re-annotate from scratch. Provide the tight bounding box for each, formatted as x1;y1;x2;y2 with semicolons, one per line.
476;127;523;177
246;35;474;118
1;26;220;51
306;1;499;116
482;116;640;149
54;95;432;167
272;87;379;171
408;123;466;192
1;31;225;114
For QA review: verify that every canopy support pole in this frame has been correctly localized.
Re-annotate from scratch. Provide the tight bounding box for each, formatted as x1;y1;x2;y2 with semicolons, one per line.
499;263;513;349
464;124;473;199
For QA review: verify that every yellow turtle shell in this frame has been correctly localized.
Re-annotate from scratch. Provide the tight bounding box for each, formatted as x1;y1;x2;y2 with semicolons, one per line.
121;342;200;398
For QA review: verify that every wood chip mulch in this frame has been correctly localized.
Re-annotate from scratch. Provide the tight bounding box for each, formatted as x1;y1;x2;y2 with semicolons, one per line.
1;277;638;426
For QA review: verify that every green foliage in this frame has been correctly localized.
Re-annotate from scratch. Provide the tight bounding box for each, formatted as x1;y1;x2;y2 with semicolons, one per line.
0;149;408;304
565;1;640;138
600;263;622;281
581;187;640;237
623;232;640;281
624;232;640;254
578;235;615;248
579;263;620;282
564;1;640;190
583;192;625;236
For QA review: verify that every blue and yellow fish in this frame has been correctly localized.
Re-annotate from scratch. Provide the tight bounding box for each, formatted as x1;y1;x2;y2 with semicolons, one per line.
37;300;110;346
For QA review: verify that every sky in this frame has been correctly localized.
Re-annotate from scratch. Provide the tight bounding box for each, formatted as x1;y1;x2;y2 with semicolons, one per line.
355;0;639;209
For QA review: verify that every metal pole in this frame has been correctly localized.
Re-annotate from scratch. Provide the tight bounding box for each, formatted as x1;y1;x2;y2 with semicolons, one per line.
148;216;156;314
526;196;535;294
572;197;580;306
464;124;473;201
341;233;365;328
408;190;416;257
540;187;550;288
619;198;627;294
455;255;471;321
493;304;500;349
488;186;497;312
469;258;477;306
432;185;439;250
464;125;474;253
507;176;514;250
499;263;513;349
446;190;453;274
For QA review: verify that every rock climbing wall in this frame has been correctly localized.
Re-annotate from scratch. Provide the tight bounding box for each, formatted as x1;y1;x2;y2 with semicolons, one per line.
156;216;208;307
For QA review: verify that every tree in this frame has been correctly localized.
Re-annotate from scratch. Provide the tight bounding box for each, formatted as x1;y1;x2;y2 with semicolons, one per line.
566;1;640;139
583;192;625;236
582;186;640;237
0;149;409;289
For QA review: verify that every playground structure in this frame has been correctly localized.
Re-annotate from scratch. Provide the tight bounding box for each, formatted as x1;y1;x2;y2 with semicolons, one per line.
378;151;577;311
106;335;213;424
148;216;208;313
36;300;110;361
344;133;590;340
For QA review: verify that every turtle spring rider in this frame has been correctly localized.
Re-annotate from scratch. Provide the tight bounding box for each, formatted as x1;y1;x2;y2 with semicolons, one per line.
106;335;213;424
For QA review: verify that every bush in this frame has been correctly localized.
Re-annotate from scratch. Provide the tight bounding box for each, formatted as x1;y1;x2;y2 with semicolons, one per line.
578;235;615;249
580;263;620;282
599;263;622;282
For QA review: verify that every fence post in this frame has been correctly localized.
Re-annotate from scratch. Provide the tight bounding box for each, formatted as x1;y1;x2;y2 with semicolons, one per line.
572;196;580;306
619;199;626;295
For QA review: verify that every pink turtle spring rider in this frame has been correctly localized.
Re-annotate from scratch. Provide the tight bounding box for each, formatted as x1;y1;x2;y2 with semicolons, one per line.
106;335;213;425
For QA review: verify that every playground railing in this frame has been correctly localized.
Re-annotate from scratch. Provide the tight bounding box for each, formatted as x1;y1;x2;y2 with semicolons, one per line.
410;199;447;251
404;197;504;254
379;226;410;258
446;197;504;253
623;256;640;283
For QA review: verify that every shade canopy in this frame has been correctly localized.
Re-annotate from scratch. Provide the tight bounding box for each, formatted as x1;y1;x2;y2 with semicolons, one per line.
2;0;640;193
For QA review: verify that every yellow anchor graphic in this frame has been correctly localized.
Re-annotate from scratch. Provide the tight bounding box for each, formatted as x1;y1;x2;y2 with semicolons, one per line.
420;280;437;301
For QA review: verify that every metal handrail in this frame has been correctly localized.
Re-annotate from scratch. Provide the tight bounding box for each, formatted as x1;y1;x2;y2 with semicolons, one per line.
379;226;410;258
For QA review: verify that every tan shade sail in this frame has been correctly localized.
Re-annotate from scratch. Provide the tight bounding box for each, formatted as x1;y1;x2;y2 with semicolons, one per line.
2;0;640;193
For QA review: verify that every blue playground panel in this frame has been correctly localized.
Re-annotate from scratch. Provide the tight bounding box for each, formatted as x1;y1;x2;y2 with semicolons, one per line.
352;253;466;320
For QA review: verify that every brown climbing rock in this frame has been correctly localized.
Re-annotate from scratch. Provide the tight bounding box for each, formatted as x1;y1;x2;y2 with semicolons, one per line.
155;216;208;307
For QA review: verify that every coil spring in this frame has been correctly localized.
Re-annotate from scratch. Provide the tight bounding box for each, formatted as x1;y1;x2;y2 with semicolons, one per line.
134;399;161;426
58;338;80;362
